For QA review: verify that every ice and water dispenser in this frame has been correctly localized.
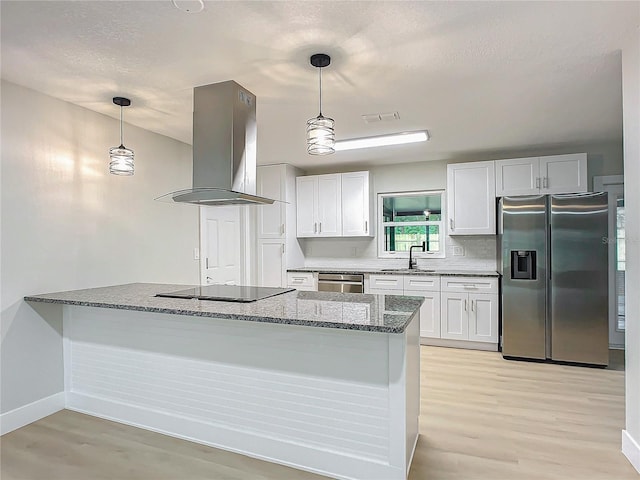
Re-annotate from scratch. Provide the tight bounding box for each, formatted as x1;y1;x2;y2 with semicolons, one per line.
511;250;536;280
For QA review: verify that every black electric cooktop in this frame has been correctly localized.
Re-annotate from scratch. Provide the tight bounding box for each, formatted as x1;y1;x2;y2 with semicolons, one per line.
156;285;295;303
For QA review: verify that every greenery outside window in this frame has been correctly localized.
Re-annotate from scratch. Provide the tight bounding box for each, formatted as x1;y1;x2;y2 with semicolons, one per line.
378;191;446;259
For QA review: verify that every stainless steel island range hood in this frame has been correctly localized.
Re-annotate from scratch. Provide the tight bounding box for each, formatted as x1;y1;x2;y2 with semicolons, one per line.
157;81;274;206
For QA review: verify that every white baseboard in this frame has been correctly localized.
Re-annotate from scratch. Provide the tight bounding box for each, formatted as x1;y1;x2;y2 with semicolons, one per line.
623;430;640;474
421;337;499;351
0;392;65;435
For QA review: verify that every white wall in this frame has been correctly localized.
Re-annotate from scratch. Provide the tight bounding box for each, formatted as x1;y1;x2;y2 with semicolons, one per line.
301;142;623;271
0;81;199;414
622;24;640;472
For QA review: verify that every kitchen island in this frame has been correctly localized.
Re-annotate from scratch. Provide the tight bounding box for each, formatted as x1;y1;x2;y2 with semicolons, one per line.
25;283;423;480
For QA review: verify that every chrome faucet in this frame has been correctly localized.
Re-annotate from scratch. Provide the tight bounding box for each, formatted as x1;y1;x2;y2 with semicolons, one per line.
409;241;426;269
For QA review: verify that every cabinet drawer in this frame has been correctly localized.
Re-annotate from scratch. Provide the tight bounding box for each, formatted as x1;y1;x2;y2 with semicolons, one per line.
440;276;498;294
403;275;440;292
287;272;316;291
368;274;403;291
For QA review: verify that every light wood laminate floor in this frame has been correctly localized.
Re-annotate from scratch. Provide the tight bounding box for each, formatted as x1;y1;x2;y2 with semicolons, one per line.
1;346;636;480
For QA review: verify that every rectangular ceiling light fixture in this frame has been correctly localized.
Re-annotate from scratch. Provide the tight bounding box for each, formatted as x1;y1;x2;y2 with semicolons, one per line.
334;130;429;152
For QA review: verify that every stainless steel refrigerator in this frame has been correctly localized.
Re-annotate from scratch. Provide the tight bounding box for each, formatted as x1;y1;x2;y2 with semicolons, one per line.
498;193;609;366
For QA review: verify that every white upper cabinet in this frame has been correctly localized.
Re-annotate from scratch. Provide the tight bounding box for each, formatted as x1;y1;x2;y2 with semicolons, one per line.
495;153;587;196
495;157;540;196
341;171;372;237
316;174;342;237
539;153;588;194
257;165;286;239
447;161;496;235
296;176;318;237
297;172;371;238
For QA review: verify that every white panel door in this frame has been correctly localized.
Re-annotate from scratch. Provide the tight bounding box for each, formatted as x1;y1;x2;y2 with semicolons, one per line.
468;293;498;343
257;165;285;239
341;171;370;237
405;289;440;338
201;206;242;285
540;153;587;194
257;240;285;287
441;293;468;340
447;161;496;235
495;157;540;196
317;174;342;237
296;176;317;237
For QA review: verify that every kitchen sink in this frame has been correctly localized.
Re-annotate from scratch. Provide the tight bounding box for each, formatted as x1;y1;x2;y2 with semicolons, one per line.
381;268;436;273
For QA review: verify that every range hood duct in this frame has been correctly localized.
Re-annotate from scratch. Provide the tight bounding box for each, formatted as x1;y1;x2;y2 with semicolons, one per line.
158;81;274;206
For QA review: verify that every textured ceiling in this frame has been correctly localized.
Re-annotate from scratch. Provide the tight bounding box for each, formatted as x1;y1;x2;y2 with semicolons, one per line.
1;1;638;168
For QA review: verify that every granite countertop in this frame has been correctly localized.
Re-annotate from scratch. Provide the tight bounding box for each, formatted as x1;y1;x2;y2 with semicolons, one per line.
287;267;500;277
24;283;423;334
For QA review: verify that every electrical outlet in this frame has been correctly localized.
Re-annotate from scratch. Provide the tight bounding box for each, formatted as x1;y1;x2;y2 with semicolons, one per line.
193;247;200;260
452;246;464;256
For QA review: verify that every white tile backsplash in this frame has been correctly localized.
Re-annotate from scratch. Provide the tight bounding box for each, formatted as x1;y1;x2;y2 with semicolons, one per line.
301;235;498;271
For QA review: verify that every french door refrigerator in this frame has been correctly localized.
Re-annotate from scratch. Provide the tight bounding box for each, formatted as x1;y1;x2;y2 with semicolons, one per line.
498;193;609;366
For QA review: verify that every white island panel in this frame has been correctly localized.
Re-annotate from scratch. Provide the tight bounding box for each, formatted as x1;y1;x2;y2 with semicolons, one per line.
63;305;419;480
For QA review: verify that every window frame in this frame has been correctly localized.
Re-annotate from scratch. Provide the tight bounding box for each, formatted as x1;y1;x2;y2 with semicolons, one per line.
377;190;446;259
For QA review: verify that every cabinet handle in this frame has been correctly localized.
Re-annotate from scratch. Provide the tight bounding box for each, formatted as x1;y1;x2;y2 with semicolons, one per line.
543;177;548;189
536;177;540;189
450;219;454;231
319;222;322;233
205;258;209;269
281;244;285;255
314;222;317;233
464;299;468;311
365;220;368;233
281;224;285;235
471;300;475;311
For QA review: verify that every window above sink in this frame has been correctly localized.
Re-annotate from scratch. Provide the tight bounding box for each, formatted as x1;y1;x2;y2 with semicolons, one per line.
378;190;446;259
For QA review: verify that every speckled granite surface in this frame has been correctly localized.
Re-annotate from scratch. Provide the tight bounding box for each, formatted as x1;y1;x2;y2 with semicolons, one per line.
24;283;423;334
287;267;500;277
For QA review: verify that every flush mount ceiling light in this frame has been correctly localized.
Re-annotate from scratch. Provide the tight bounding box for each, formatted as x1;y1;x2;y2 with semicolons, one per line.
109;97;134;176
307;53;335;155
334;130;429;152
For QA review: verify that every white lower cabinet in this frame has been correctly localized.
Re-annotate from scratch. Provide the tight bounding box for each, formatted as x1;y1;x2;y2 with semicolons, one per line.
286;272;317;291
258;240;285;288
440;277;499;346
406;289;441;338
441;293;468;340
468;293;498;343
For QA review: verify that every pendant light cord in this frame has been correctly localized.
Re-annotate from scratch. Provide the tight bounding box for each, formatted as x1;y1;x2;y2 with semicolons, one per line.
119;105;124;147
318;66;323;117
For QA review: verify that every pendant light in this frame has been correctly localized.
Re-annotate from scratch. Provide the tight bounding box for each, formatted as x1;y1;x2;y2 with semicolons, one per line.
109;97;134;175
307;53;335;155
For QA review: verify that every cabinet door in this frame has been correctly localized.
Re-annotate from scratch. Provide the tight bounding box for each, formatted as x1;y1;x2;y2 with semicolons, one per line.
316;174;342;236
540;153;587;194
405;289;440;338
257;165;285;239
440;293;468;340
447;161;496;235
495;157;540;196
341;171;371;237
296;176;317;237
257;240;285;287
468;293;498;343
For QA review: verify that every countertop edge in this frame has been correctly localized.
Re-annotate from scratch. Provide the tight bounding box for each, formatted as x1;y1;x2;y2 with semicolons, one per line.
287;268;500;277
24;295;413;334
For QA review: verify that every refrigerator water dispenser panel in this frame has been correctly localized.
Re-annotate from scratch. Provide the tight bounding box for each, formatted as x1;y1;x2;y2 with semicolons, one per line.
511;250;536;280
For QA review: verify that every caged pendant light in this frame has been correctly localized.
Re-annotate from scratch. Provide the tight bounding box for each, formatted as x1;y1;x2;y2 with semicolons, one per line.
109;97;134;175
306;53;335;155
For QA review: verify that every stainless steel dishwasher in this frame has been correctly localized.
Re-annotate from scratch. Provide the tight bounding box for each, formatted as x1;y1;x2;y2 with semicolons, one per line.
317;273;364;293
